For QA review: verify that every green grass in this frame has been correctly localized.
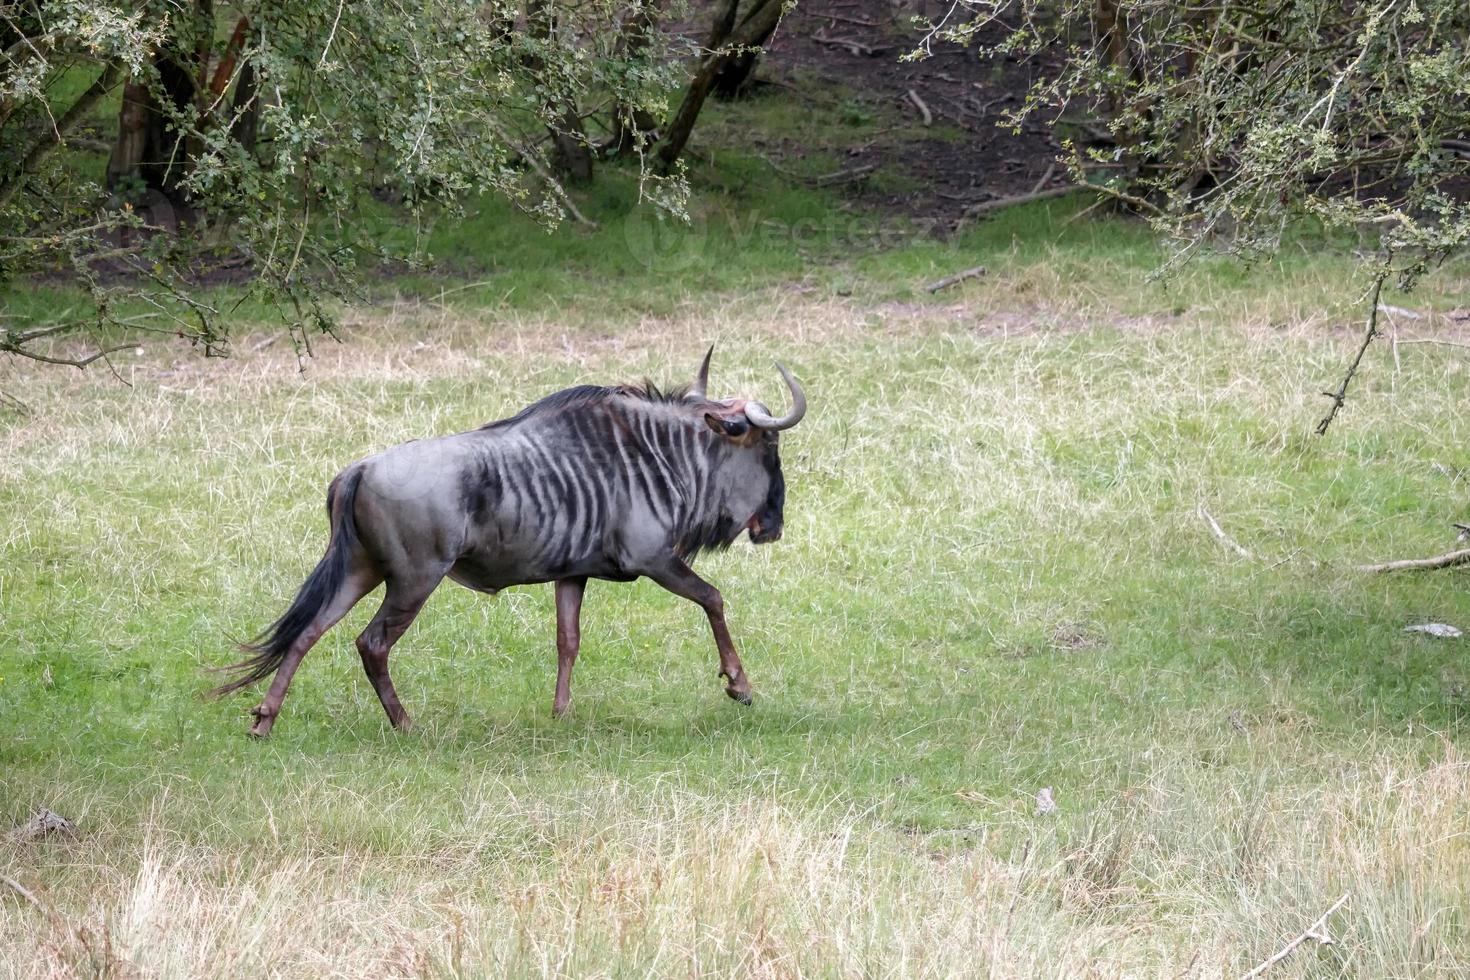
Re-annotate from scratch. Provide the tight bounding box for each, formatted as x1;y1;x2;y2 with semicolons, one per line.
3;268;1470;973
6;73;1470;976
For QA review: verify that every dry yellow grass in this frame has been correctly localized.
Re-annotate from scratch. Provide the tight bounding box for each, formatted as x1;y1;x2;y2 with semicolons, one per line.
4;746;1469;977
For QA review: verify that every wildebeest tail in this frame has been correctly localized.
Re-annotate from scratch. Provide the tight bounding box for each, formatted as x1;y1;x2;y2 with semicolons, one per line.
210;468;364;697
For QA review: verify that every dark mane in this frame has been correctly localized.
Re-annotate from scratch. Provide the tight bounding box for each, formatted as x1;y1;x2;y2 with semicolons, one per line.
479;379;694;430
613;379;694;403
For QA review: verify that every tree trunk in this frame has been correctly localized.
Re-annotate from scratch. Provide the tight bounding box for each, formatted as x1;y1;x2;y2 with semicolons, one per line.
229;58;259;157
548;109;595;184
605;0;666;156
656;0;787;172
704;0;742;51
105;0;213;202
106;53;197;200
1094;0;1131;118
711;13;778;99
528;0;594;184
145;55;197;197
107;80;151;191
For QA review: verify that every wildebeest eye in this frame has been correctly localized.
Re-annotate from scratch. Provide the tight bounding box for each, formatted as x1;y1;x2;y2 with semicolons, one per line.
705;414;749;438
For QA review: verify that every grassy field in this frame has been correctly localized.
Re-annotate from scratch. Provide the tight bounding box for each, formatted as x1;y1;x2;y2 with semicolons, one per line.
4;195;1470;977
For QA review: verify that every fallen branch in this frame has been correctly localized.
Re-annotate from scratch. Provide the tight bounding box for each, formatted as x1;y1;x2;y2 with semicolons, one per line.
1;873;42;910
1355;548;1470;574
925;265;987;293
1378;303;1423;320
757;155;875;187
1396;338;1470;351
1240;893;1349;979
756;153;804;182
813;162;877;185
1087;179;1166;216
964;184;1086;217
1029;162;1057;195
1199;505;1254;560
811;33;886;56
905;88;932;126
818;11;880;26
0;388;28;413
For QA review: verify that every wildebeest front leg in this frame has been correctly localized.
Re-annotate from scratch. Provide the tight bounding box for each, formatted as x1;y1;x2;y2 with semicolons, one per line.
355;573;443;731
647;559;753;705
553;576;587;717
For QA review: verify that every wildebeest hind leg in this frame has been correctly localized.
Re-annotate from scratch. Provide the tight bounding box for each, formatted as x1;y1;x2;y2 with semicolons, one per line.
553;577;587;717
646;559;753;706
250;568;382;738
355;572;444;730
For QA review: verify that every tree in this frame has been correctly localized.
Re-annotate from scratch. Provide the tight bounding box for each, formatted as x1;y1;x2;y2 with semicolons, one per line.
1;0;682;367
922;0;1470;429
603;0;666;157
655;0;790;172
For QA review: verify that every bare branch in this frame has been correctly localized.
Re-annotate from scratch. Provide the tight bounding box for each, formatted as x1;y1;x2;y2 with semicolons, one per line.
1355;548;1470;574
1241;894;1350;979
1198;504;1255;559
964;184;1088;217
1;341;141;369
905;89;933;126
0;62;122;210
1316;268;1387;436
1;873;42;910
926;265;987;293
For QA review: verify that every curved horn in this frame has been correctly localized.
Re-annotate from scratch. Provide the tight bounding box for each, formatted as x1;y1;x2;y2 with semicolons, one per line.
690;344;714;400
744;362;807;431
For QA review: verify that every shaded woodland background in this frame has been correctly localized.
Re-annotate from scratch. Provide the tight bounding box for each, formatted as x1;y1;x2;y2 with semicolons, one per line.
4;0;1468;378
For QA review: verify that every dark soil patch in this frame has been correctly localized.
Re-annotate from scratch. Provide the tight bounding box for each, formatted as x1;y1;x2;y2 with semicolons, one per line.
753;0;1071;230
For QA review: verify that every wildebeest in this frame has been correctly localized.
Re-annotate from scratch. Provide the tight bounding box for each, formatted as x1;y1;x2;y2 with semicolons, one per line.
214;348;806;736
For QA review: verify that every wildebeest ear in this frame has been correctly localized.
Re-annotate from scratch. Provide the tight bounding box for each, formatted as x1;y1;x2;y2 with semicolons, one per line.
705;413;748;438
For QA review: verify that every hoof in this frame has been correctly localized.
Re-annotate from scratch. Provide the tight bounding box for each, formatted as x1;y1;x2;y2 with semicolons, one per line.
719;670;752;706
247;706;274;738
390;714;414;733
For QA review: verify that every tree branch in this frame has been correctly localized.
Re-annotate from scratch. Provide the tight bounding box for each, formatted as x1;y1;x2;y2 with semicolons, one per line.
1355;548;1470;574
488;122;598;229
964;184;1089;217
0;62;122;210
1199;504;1255;559
1316;268;1387;436
1241;894;1349;979
926;265;987;293
1;873;43;910
1;339;141;368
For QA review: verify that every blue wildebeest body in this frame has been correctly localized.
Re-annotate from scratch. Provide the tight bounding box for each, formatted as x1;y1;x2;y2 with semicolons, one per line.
216;350;805;736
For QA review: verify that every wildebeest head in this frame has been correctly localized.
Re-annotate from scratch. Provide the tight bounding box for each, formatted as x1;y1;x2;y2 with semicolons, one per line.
689;346;805;545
